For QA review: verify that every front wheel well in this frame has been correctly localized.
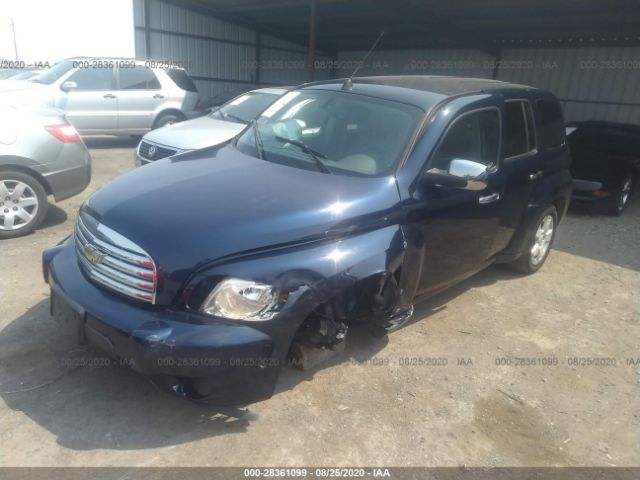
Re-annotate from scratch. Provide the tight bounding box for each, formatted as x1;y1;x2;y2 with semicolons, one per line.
152;109;186;128
0;164;52;196
287;270;409;369
551;196;566;221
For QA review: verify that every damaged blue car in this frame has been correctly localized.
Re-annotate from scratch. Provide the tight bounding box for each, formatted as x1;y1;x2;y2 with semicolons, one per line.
43;76;572;405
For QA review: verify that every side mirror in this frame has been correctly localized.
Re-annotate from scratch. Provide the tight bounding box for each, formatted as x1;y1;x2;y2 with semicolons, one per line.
448;158;488;191
60;81;77;92
423;168;468;189
422;158;488;191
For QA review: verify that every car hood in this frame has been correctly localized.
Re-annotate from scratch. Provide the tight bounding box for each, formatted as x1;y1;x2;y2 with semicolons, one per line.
83;145;401;303
142;115;246;150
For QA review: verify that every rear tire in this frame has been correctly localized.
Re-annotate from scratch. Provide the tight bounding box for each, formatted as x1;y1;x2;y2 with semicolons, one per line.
0;171;48;239
153;112;184;130
606;174;633;216
508;205;557;275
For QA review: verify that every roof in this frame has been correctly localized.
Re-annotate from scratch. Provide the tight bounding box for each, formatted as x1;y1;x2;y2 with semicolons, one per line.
251;87;293;95
300;75;539;110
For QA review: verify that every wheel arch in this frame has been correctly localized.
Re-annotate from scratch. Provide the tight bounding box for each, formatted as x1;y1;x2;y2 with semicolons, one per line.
152;109;186;129
551;195;567;222
184;224;413;365
0;161;53;196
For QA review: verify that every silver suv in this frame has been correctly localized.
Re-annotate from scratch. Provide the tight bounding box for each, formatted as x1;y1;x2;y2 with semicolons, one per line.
25;58;201;135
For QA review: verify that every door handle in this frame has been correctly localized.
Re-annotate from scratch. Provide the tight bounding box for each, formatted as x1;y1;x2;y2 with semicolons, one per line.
103;93;116;99
478;192;500;204
529;170;543;181
153;94;165;99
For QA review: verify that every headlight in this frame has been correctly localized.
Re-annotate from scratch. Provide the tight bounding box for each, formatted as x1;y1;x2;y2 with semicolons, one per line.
200;278;280;321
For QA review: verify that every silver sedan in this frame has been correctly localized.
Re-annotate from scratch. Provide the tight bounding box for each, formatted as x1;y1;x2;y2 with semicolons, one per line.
135;87;289;166
0;105;91;238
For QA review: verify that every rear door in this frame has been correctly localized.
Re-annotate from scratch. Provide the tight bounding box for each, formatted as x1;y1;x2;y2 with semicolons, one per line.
489;99;541;255
60;66;117;132
115;65;163;132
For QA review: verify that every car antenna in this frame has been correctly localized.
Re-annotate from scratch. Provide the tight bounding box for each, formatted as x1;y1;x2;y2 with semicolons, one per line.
342;31;385;91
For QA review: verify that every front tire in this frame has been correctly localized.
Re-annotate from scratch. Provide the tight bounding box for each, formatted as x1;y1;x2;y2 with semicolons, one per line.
509;206;557;274
0;171;49;239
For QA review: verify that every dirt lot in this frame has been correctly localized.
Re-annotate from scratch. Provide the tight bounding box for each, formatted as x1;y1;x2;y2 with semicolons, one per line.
0;138;638;467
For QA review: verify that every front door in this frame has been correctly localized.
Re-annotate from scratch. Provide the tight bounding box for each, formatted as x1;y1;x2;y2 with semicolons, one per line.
413;107;505;295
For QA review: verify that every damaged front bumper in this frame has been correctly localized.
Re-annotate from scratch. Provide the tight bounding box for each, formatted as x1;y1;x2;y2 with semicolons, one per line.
43;238;283;405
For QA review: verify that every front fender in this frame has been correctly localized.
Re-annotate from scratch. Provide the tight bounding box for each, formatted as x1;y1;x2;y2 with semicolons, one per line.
183;225;409;359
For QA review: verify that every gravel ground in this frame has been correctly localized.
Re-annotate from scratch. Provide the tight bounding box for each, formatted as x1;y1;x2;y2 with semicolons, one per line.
0;138;638;467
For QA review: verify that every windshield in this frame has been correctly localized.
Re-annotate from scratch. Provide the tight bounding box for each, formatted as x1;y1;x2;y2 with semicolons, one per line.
0;70;19;80
236;90;423;177
210;91;280;124
10;71;37;80
30;60;74;85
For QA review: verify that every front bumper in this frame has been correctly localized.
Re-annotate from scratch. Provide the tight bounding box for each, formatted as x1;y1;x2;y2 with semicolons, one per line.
133;151;147;167
43;238;281;404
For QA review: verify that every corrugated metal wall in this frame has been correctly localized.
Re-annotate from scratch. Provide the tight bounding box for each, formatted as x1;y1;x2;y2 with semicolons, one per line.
336;49;495;79
337;47;640;124
497;47;640;124
134;0;639;124
133;0;331;100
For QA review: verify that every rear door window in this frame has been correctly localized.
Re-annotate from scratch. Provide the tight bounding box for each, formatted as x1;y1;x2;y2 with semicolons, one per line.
523;102;537;151
118;65;160;90
504;100;536;157
536;99;565;148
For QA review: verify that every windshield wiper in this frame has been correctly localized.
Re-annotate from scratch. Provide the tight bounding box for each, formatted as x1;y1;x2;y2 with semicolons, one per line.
250;119;265;159
274;135;332;174
224;112;248;124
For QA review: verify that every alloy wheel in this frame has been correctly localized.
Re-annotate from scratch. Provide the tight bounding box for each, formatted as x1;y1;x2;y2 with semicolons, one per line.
618;177;633;212
530;214;554;266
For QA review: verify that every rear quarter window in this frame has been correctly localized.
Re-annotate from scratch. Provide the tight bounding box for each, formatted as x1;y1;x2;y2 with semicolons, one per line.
164;68;198;92
536;99;565;148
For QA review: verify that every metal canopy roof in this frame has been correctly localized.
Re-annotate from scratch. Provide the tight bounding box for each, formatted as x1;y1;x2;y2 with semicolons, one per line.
171;0;640;54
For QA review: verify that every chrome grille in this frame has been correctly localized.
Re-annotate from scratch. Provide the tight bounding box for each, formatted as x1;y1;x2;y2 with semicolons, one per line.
74;213;157;303
138;140;177;161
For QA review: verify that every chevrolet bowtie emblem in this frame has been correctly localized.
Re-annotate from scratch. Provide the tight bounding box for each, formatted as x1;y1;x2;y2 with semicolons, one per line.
84;244;105;266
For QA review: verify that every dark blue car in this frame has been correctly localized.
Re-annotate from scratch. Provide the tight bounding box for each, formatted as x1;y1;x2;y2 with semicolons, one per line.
43;76;572;405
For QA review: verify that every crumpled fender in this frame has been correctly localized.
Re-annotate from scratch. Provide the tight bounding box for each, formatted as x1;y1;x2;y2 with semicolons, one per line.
184;224;412;355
